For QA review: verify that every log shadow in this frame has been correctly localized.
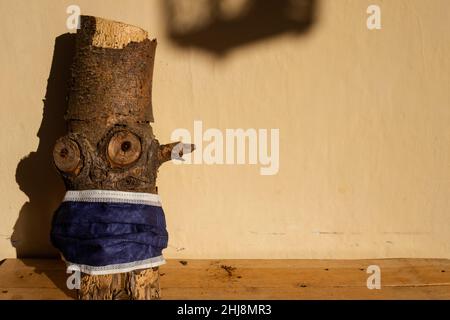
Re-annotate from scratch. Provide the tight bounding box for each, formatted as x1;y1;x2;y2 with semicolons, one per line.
163;0;317;55
13;33;76;298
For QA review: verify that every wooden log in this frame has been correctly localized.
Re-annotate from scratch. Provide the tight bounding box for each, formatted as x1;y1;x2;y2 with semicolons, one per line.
52;15;193;300
77;268;160;300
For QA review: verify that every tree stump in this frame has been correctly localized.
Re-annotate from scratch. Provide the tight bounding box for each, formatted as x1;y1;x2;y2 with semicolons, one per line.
50;16;193;300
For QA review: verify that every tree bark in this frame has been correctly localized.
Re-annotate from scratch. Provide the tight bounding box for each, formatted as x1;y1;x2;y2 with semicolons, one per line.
78;268;161;300
52;15;192;300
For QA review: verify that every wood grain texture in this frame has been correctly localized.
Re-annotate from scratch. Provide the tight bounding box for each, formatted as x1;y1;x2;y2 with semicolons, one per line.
84;16;148;49
1;259;449;300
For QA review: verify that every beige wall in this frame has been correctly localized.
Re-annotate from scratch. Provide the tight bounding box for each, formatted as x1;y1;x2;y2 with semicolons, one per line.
1;0;449;260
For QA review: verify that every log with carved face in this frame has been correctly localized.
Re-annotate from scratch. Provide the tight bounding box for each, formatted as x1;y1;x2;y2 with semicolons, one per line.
50;15;193;300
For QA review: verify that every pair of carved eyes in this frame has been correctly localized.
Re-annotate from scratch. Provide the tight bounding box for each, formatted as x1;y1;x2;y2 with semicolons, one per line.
53;131;142;175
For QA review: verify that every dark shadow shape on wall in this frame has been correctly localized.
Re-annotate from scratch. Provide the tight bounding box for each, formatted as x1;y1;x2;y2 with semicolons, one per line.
164;0;316;55
13;33;76;259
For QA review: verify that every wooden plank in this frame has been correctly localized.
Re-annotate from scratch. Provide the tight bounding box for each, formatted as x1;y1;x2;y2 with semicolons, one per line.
0;259;449;300
2;284;448;300
162;258;450;269
160;259;450;288
161;285;450;300
0;288;74;300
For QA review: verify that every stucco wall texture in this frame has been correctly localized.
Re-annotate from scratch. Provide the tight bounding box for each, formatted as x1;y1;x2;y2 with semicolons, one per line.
0;0;449;260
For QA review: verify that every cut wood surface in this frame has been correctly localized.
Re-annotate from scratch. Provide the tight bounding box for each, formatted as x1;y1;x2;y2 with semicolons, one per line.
0;259;449;300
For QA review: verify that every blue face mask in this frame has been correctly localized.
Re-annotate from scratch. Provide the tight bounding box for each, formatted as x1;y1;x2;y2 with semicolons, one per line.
50;190;168;275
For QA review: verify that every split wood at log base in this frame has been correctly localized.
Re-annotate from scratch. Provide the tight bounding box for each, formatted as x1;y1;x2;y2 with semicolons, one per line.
52;15;194;300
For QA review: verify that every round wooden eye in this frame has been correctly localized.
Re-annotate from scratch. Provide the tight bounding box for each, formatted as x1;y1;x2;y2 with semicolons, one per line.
107;131;142;167
53;137;82;175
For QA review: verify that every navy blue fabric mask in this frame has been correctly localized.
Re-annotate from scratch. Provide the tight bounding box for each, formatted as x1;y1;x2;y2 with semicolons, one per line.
50;190;168;275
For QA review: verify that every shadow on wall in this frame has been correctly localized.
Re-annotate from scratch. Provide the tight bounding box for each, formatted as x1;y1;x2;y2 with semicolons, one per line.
163;0;316;55
12;34;76;258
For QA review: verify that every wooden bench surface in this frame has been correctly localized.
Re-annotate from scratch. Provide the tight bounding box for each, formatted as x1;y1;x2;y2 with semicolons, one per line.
0;258;449;300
